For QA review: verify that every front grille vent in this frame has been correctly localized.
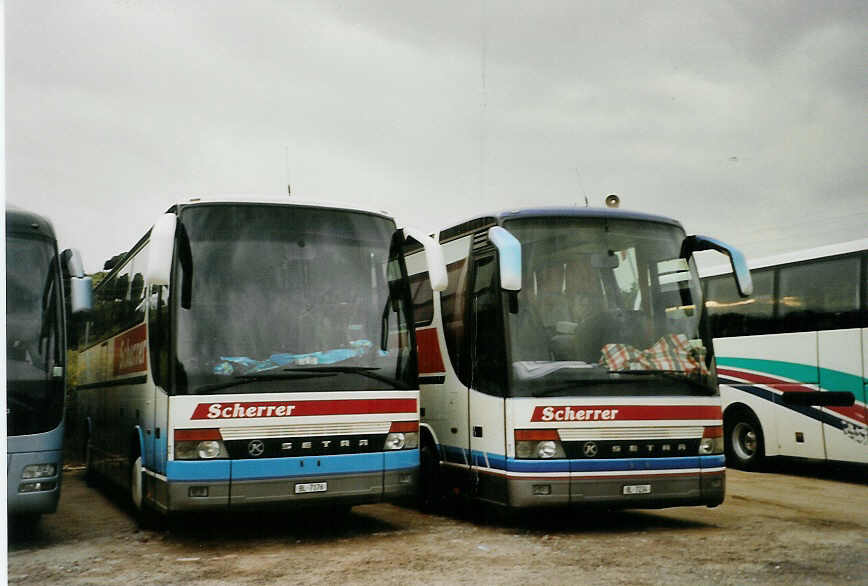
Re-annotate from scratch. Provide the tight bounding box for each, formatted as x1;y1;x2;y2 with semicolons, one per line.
220;421;390;440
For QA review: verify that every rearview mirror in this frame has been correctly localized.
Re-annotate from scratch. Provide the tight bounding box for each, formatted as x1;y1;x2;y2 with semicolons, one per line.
488;226;521;291
402;227;448;292
146;213;177;286
61;248;92;313
682;234;753;297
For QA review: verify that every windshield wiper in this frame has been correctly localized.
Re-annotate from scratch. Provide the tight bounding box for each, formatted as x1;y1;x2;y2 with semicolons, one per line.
195;371;337;394
284;366;410;390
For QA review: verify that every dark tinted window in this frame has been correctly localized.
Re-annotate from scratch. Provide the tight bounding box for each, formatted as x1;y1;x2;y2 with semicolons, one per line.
706;268;775;337
468;255;507;396
6;235;65;435
440;258;469;384
86;246;147;345
778;255;861;332
410;272;434;326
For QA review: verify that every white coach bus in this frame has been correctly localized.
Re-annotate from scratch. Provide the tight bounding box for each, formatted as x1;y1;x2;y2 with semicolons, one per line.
703;239;867;469
75;196;446;518
406;207;751;510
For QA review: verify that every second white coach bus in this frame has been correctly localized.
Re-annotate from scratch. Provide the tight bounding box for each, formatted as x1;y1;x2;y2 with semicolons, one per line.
75;196;446;518
406;207;751;510
703;239;867;469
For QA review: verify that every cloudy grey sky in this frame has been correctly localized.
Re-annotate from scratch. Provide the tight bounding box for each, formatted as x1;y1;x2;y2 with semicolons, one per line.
5;0;867;272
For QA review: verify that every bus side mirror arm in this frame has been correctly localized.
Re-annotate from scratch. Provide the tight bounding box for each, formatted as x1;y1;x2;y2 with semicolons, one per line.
488;226;522;292
146;214;177;287
682;235;753;297
402;226;448;292
61;248;93;313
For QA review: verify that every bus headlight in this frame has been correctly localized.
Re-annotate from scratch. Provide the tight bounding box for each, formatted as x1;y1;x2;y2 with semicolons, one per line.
384;432;419;450
384;422;419;450
536;440;565;459
699;425;724;455
514;430;566;459
21;463;57;479
174;429;228;460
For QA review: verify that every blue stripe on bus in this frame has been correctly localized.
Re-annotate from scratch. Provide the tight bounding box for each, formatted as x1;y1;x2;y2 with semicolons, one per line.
166;460;231;482
719;377;847;430
165;450;419;483
437;444;720;473
384;448;419;471
231;453;386;481
509;456;705;473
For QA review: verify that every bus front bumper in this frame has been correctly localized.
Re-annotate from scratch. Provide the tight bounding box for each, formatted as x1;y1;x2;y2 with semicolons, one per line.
506;455;726;509
159;450;418;512
6;449;63;515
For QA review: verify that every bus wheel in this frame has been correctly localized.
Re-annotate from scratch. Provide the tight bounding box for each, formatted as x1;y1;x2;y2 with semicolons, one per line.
418;439;441;512
725;409;764;471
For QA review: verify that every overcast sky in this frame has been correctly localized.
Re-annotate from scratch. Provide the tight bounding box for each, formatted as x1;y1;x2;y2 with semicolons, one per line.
5;0;867;272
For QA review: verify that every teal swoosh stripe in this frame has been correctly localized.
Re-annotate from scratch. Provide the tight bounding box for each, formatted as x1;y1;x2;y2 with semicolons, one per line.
717;357;866;398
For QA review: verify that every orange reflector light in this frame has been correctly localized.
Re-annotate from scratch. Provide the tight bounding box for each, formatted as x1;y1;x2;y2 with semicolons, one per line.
175;429;222;441
702;425;723;438
515;429;559;441
389;421;419;433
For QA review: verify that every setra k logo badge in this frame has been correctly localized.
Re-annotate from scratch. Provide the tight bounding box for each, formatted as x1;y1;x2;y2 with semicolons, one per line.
583;441;599;458
247;439;265;457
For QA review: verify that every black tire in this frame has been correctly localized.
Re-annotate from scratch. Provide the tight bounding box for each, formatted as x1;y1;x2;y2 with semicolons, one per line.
417;439;441;512
725;408;765;471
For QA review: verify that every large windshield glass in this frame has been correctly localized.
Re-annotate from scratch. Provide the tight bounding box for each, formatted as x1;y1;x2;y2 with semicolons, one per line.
174;204;415;395
504;217;715;397
6;235;64;434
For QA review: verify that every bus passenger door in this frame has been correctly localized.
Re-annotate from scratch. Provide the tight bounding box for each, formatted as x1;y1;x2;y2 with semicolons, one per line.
467;253;508;504
819;328;868;464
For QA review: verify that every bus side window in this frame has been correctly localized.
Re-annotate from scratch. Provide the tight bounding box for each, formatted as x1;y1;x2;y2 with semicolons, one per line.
469;255;507;396
441;258;469;386
410;272;434;327
148;283;170;388
778;255;861;333
706;268;774;337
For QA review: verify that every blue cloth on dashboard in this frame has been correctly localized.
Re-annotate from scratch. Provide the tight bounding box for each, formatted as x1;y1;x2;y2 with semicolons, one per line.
213;339;374;375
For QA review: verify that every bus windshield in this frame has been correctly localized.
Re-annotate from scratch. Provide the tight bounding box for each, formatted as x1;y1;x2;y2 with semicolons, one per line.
6;235;64;435
504;217;715;397
174;204;415;395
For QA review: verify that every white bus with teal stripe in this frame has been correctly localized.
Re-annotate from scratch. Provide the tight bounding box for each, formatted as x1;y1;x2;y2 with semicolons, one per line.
703;239;867;468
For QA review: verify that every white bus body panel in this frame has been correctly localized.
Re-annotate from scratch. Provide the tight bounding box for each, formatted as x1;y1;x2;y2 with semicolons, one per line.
715;332;826;460
819;329;868;464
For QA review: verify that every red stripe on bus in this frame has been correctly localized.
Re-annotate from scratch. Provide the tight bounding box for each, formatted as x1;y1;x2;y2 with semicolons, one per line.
175;428;222;441
530;404;721;423
717;368;816;391
190;398;418;420
113;322;148;376
389;421;420;433
416;327;445;374
719;368;867;424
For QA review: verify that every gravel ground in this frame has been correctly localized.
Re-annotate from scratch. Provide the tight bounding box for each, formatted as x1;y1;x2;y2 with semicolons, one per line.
7;462;868;585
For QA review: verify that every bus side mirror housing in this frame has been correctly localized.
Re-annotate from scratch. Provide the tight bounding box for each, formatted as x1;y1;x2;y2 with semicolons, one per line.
682;234;753;297
61;248;93;313
403;226;448;292
488;226;521;291
147;213;178;286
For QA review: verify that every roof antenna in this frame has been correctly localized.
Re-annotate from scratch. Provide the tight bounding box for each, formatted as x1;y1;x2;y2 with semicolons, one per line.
575;167;589;207
283;145;292;197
